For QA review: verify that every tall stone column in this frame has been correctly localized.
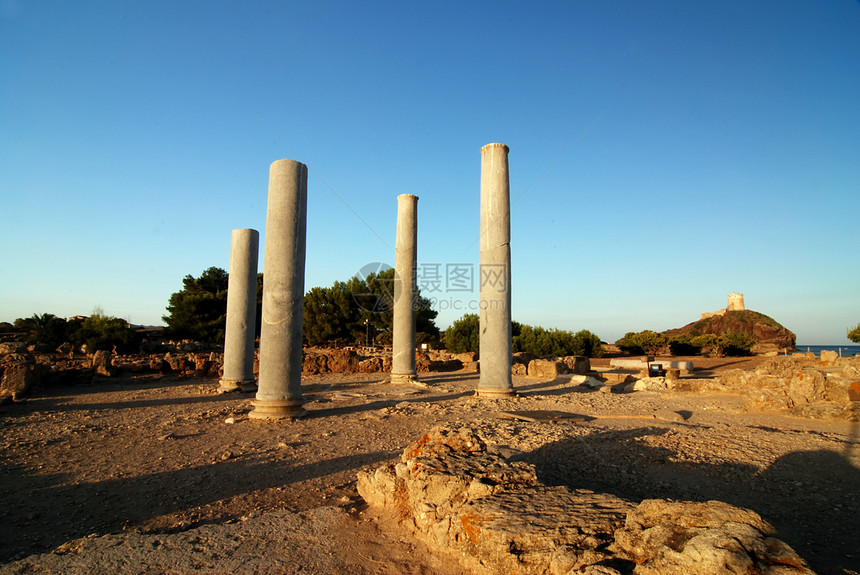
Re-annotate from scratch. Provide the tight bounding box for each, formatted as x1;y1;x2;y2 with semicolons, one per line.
391;194;419;384
477;143;514;397
219;228;260;393
250;159;308;420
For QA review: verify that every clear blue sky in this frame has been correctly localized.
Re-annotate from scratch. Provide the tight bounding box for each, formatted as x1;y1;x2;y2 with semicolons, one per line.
2;1;858;345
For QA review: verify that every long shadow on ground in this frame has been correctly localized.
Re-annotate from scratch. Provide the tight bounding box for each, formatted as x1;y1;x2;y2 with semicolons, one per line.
0;448;393;562
521;427;860;574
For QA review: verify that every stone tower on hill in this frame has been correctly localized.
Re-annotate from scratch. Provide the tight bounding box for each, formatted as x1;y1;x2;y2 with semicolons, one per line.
727;292;745;311
701;293;746;320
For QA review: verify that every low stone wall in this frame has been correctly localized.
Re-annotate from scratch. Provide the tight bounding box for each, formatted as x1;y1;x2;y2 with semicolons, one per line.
718;356;860;419
357;426;813;575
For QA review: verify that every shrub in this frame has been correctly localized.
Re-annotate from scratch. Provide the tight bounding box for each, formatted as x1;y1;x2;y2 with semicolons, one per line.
13;313;69;347
680;331;755;357
716;331;755;356
444;315;603;357
513;325;603;357
668;334;699;356
445;314;480;354
615;330;668;355
848;323;860;343
71;314;140;354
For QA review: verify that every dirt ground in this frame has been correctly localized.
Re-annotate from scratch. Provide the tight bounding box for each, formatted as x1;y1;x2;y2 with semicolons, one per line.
1;356;858;574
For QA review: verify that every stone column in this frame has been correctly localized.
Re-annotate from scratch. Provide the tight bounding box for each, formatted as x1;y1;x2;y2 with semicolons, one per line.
477;143;514;397
391;194;419;384
250;159;308;420
219;228;260;393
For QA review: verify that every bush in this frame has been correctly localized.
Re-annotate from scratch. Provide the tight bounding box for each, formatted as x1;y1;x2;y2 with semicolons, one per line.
443;315;602;358
444;314;480;354
70;314;140;354
13;313;69;347
681;332;753;357
668;334;699;356
848;323;860;343
615;330;668;355
513;325;602;357
303;269;439;347
716;331;755;356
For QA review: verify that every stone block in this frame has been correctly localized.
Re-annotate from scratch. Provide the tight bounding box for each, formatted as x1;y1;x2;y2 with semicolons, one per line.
0;363;38;400
561;355;590;374
527;358;562;379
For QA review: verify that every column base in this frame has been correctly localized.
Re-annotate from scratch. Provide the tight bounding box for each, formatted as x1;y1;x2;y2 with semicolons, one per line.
389;372;420;385
249;398;307;421
475;387;517;398
218;378;256;393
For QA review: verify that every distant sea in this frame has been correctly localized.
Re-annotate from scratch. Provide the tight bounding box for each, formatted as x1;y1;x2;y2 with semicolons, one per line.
793;345;860;357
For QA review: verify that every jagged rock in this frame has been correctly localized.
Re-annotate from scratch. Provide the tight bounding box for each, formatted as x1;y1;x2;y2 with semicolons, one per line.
561;355;591;374
358;427;635;574
194;355;212;377
91;350;113;377
359;425;818;574
415;353;432;373
303;353;329;374
614;499;813;574
328;349;359;373
630;377;669;392
163;352;191;372
0;362;39;400
357;357;383;373
719;357;858;417
55;342;73;355
149;357;169;371
512;363;528;376
0;342;28;355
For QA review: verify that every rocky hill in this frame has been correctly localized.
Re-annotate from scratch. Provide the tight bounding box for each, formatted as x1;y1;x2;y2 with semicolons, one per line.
664;309;796;353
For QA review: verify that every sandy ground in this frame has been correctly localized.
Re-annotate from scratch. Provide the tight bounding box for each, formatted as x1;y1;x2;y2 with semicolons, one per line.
0;357;858;574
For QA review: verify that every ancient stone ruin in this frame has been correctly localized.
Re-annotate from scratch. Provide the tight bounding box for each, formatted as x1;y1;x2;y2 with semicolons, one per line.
251;159;308;420
219;228;259;393
390;193;419;385
358;426;814;575
477;142;514;398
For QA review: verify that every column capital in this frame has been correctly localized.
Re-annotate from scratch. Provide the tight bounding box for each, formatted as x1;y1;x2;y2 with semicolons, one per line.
480;143;510;154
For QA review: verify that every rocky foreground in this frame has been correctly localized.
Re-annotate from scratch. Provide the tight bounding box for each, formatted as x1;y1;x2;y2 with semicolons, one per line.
0;353;858;574
359;426;815;574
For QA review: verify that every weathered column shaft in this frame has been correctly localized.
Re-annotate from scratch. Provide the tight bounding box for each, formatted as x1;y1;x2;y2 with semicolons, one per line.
391;194;418;383
219;228;259;393
251;159;308;420
477;143;514;396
